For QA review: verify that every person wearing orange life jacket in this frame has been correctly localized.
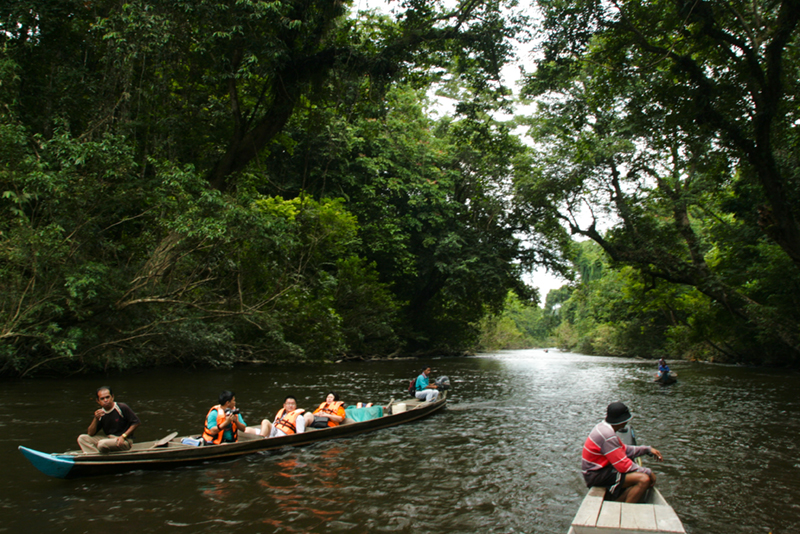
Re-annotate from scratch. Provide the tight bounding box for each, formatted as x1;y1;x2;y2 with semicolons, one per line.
202;390;269;445
309;392;346;429
266;396;310;437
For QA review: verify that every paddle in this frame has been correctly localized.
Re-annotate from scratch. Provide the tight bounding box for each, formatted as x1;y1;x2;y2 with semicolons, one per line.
151;432;179;448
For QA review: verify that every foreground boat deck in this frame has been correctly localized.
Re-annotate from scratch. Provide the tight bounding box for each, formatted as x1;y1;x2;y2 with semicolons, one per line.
568;486;685;534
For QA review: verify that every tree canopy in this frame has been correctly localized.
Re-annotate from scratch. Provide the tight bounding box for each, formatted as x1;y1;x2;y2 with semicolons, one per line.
0;0;537;376
3;0;800;376
517;0;800;365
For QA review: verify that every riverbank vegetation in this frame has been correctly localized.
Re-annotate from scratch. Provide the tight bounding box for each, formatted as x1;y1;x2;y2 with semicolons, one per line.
2;0;798;376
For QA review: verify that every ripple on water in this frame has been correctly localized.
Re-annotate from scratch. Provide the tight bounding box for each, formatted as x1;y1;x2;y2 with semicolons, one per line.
3;352;800;533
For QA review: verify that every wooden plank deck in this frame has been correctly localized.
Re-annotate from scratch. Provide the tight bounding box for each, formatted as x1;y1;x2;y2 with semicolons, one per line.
569;487;685;534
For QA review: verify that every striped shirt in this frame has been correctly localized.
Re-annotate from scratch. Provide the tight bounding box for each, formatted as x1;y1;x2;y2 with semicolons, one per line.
581;421;652;478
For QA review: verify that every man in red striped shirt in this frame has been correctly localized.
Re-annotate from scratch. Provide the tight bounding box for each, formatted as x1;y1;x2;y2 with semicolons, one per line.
581;402;663;503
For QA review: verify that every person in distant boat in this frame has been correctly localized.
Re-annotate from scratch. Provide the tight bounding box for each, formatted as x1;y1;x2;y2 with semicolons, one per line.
414;367;440;403
77;386;141;453
581;402;663;503
656;359;671;381
309;392;347;429
266;396;309;437
202;390;269;445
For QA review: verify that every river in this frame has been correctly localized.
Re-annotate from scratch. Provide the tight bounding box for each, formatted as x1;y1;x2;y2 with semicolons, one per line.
2;350;798;533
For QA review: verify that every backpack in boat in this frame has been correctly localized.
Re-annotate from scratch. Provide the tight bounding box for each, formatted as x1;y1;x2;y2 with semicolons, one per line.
408;377;416;397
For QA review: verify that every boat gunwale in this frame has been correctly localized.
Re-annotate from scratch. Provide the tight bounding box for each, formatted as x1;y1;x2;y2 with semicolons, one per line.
20;397;447;477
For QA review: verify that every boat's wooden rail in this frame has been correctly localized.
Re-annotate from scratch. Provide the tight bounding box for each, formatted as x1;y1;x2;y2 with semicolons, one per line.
569;486;685;534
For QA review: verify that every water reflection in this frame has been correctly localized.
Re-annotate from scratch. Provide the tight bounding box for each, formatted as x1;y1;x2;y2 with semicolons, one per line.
2;351;800;533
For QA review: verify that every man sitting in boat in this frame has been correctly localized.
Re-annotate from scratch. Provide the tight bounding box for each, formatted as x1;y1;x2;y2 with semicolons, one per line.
656;359;671;381
414;367;440;403
308;392;346;429
266;396;310;437
77;386;141;453
581;402;664;503
202;390;269;444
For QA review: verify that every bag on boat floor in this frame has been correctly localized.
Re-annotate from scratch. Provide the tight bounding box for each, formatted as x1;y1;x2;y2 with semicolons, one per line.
345;405;384;422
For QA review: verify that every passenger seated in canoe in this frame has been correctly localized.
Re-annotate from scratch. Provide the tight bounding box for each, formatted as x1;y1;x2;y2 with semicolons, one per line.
308;392;347;429
202;390;269;445
265;396;310;437
414;367;440;403
655;358;671;381
581;402;664;503
77;386;141;453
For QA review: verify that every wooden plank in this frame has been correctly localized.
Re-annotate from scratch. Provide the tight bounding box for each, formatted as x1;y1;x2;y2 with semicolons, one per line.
587;486;606;498
654;505;686;533
619;503;657;532
571;487;606;534
596;501;622;529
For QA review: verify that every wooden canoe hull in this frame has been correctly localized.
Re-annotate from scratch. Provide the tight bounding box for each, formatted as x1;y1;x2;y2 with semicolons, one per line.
20;397;446;479
568;486;685;534
568;426;685;533
655;372;678;385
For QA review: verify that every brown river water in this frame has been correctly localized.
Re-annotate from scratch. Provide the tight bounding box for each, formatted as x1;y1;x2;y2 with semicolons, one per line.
2;350;798;533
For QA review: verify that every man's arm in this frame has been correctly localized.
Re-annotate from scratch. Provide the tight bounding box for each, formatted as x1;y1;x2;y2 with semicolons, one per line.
603;437;652;475
318;409;344;423
87;410;102;435
234;413;247;430
206;409;223;436
116;403;141;445
116;421;140;446
626;444;657;460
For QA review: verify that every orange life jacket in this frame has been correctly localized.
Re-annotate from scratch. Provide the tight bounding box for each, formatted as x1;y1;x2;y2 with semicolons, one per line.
202;405;237;444
273;408;305;435
313;401;345;427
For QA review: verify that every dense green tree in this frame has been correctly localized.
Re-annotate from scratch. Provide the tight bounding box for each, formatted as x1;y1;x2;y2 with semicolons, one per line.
0;0;539;375
258;82;535;352
529;0;799;266
517;0;800;365
2;0;526;190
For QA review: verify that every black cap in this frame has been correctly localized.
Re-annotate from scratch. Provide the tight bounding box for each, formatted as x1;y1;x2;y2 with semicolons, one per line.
606;402;633;425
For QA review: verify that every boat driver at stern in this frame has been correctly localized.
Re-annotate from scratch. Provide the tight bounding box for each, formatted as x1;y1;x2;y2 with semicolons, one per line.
415;367;440;403
581;401;663;503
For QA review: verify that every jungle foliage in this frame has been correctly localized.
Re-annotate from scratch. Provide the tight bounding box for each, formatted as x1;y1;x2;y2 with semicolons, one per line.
515;0;800;365
1;0;533;376
3;0;800;376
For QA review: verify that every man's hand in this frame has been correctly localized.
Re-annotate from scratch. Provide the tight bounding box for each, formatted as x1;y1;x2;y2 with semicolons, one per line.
223;412;237;428
650;448;663;461
94;409;104;420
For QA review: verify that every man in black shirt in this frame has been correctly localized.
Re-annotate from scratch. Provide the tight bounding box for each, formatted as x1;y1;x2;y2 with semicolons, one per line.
77;386;141;453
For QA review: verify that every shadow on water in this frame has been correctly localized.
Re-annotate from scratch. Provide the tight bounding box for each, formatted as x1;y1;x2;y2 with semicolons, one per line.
2;351;799;533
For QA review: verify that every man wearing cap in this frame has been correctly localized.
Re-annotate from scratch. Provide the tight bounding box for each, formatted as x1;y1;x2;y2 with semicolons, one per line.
581;402;663;503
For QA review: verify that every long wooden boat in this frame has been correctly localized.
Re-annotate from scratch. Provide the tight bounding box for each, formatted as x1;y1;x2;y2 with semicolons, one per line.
568;426;686;534
19;395;446;479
